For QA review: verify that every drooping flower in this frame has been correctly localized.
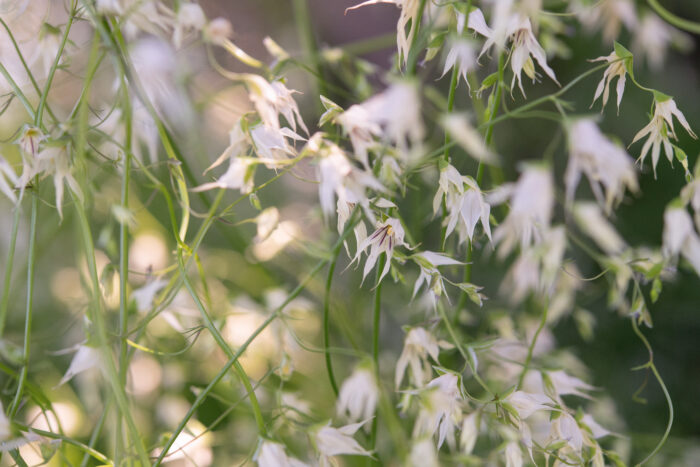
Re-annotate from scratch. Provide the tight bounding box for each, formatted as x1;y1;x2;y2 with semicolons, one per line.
395;327;443;388
59;344;102;386
412;373;462;449
503;391;552;421
566;118;637;213
170;2;206;48
441;114;497;165
433;163;492;245
574;0;637;43
254;439;308;467
335;105;381;168
460;412;479;454
632;94;697;177
352;217;408;284
408;438;438;467
204;118;250;174
242;74;308;134
491;165;554;257
662;204;700;275
346;0;424;67
508;16;560;96
632;12;693;70
504;441;523;467
590;47;630;112
336;366;379;422
193;157;256;194
411;251;462;308
573;203;626;254
250;125;304;167
314;420;372;467
0;155;18;204
33;143;84;219
439;38;476;89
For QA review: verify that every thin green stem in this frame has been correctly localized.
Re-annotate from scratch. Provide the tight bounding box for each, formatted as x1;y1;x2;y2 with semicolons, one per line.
72;193;150;466
292;0;325;107
154;215;358;465
647;0;700;34
631;318;674;466
8;194;38;418
406;0;429;74
323;243;343;397
368;254;385;460
177;252;267;436
517;299;548;390
0;206;21;337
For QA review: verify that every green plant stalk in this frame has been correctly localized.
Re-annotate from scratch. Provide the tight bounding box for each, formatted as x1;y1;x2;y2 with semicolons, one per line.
647;0;700;34
323;244;343;397
80;398;112;467
177;252;267;436
631;318;674;466
72;193;150;466
8;194;38;418
12;422;113;465
368;254;385;459
517;300;548;390
407;0;429;74
0;61;36;121
292;0;326;108
154;221;357;465
0;207;21;337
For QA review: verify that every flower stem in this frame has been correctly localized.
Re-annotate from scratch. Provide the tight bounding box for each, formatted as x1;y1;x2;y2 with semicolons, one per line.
368;254;385;463
647;0;700;34
323;243;343;397
0;206;21;338
517;299;548;390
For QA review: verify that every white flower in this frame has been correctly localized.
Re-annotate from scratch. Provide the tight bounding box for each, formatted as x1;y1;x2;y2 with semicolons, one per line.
34;143;84;219
412;373;462;449
460;412;478;454
171;2;206;48
580;414;611;439
131;279;167;313
59;345;102;386
411;251;462;308
504;391;551;420
203;17;233;46
632;95;697;177
254;439;308;467
335;105;381;168
662;205;700;276
632;13;692;70
346;0;423;67
574;0;637;43
440;38;476;89
492;165;553;257
255;207;280;243
550;412;584;452
409;438;438;467
314;420;372;466
336;366;378;422
352;217;407;284
204;119;250;174
361;81;424;160
441;114;497;165
543;370;595;399
433;163;492;244
193;157;256;194
243;75;308;134
573;203;626;254
590;49;628;112
509;16;559;96
251;125;303;166
317;144;384;219
566;118;637;213
504;441;523;467
395;327;442;388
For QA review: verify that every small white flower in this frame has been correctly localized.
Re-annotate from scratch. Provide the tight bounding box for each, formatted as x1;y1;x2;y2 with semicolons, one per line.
504;391;551;420
412;373;462;449
193;157;256;194
411;251;462;308
35;143;84;219
551;412;584;452
573;202;626;254
335;104;382;168
251;125;303;166
254;439;308;467
492;165;554;257
204;119;250;174
336;366;379;422
509;16;560;96
433;163;492;244
566;118;637;213
409;438;438;467
59;345;102;386
361;81;424;161
440;38;476;89
131;279;167;313
314;420;372;466
172;3;206;48
580;414;611;439
202;17;233;46
590;49;628;112
544;370;595;399
504;441;523;467
255;207;280;243
352;217;407;284
632;95;697;177
243;75;308;134
460;412;478;454
346;0;423;67
395;327;442;388
575;0;637;43
441;114;497;165
662;205;700;276
632;12;692;69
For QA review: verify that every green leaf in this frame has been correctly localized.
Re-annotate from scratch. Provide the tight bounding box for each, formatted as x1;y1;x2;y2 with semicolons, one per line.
653;89;673;103
650;278;663;303
613;41;634;78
